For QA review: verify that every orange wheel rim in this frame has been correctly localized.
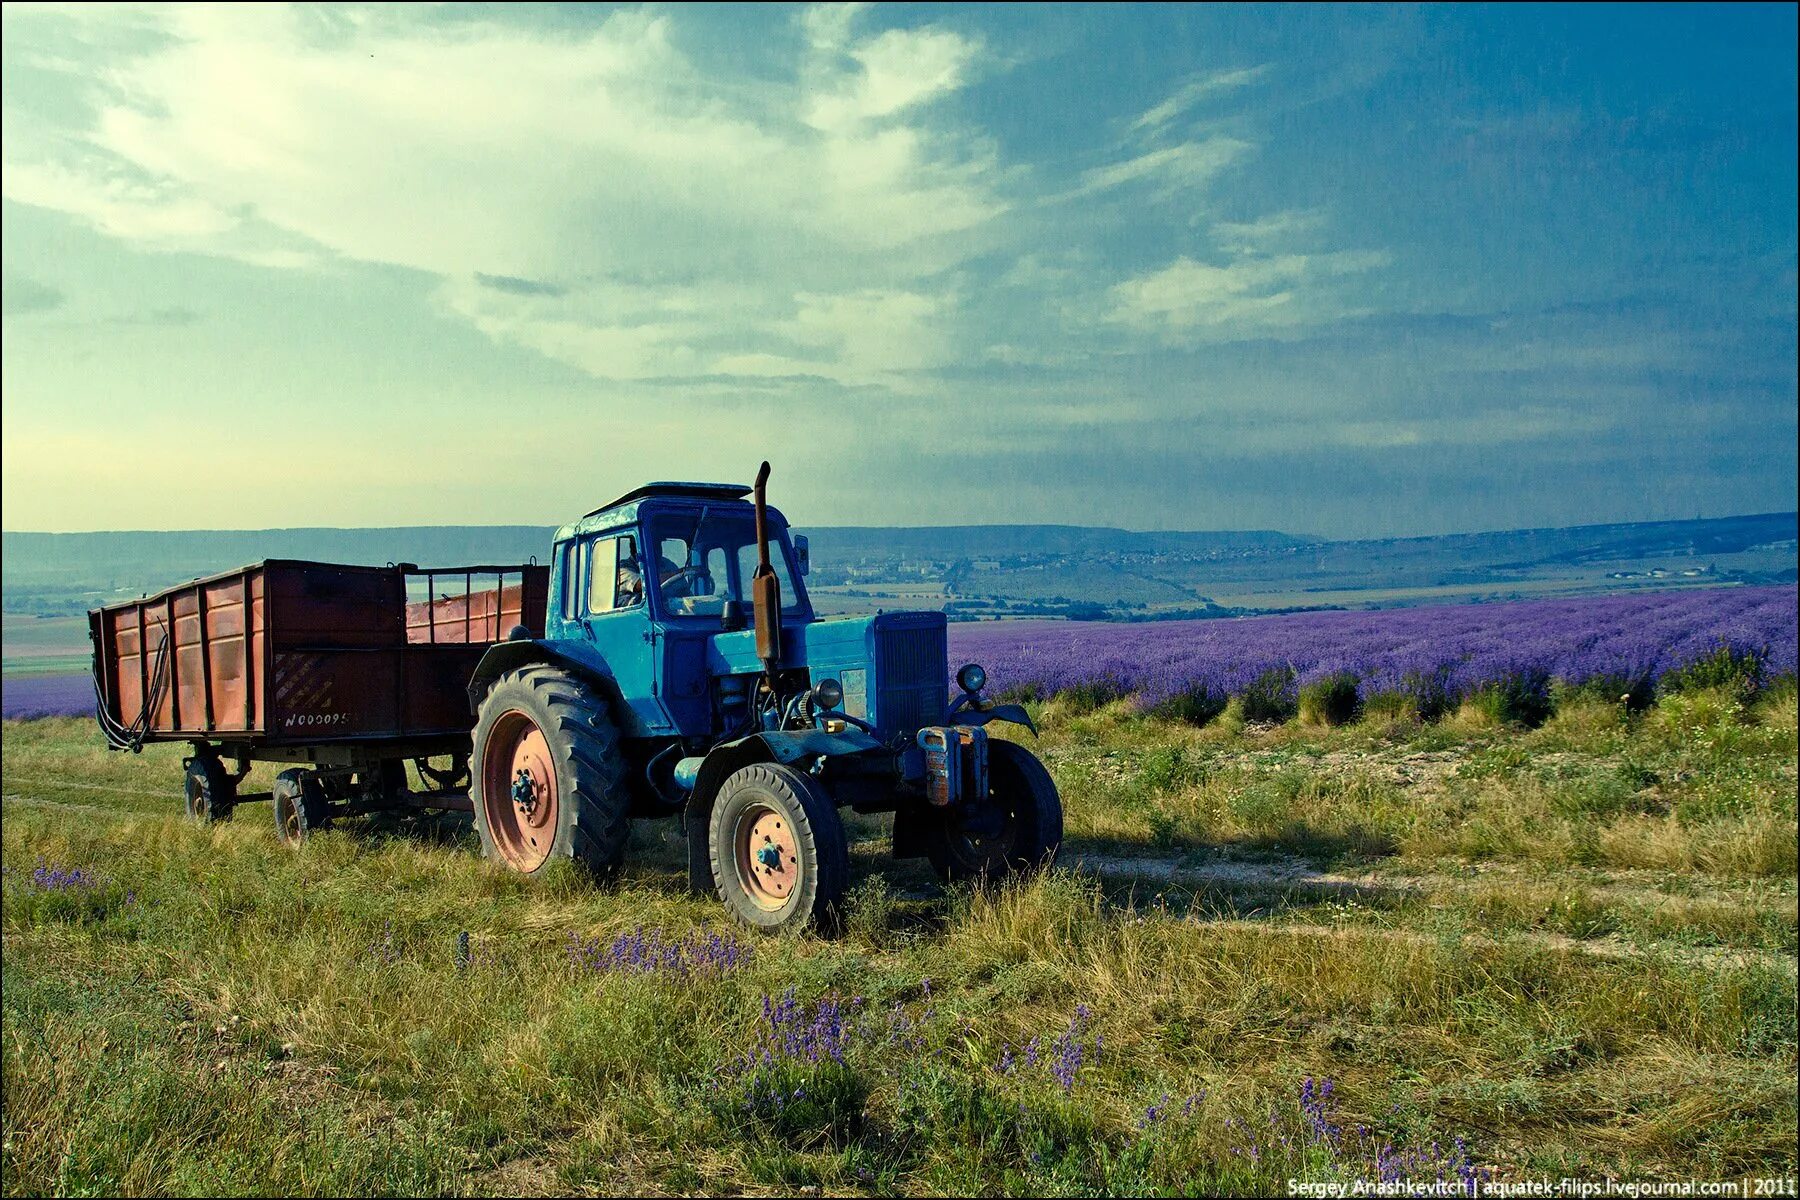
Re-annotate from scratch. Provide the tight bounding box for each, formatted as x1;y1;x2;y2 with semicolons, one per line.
481;709;559;872
735;803;800;910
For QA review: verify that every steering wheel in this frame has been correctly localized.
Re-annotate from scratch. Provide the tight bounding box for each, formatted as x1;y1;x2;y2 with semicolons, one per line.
660;564;711;598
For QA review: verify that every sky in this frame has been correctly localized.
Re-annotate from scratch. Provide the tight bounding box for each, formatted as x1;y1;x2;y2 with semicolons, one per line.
1;2;1795;538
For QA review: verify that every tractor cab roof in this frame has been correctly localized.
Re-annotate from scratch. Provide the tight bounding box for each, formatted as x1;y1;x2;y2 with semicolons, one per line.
560;481;762;541
582;482;750;519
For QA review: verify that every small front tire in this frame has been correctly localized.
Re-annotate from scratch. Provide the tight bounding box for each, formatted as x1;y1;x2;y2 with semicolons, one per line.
709;763;848;934
923;740;1062;883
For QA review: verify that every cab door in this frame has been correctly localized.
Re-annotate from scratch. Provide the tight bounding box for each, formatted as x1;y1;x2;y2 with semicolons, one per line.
566;531;672;736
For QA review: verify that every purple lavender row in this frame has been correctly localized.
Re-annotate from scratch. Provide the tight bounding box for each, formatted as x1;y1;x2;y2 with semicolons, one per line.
948;586;1797;709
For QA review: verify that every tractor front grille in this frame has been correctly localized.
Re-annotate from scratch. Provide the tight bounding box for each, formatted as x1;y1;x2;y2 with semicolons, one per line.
873;619;947;738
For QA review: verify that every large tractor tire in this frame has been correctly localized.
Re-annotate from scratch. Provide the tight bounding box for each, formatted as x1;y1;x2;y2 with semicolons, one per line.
924;740;1063;883
709;763;848;934
272;768;329;846
183;754;235;824
470;666;630;880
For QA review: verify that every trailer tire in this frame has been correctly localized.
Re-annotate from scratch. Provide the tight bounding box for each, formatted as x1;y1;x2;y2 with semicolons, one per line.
923;740;1062;883
183;755;235;824
272;769;329;846
471;666;629;880
710;763;848;934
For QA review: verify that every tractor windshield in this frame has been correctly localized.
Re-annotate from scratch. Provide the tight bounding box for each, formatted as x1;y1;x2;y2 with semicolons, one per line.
647;509;806;621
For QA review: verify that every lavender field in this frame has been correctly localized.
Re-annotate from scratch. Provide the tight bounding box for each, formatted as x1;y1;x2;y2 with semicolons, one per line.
1;673;92;721
949;585;1799;716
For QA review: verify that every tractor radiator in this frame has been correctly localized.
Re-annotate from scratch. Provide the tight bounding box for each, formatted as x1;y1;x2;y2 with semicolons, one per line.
872;617;947;739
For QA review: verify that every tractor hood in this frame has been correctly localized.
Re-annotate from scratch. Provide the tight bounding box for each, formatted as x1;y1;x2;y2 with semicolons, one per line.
704;611;949;738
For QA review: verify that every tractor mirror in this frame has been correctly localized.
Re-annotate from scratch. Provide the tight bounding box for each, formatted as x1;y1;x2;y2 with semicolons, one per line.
793;534;810;575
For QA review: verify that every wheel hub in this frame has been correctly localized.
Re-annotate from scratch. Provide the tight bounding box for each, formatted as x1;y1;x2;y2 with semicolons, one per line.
511;768;538;813
736;805;800;909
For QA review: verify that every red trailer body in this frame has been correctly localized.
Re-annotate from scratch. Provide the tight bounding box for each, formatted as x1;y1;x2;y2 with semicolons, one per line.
90;560;548;757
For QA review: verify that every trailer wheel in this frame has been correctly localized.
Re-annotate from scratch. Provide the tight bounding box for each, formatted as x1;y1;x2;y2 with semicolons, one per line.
471;666;629;879
183;755;235;824
924;740;1063;883
272;769;329;846
709;763;848;934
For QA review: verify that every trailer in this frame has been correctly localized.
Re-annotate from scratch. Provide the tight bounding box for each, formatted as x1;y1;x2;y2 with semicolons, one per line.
90;559;549;841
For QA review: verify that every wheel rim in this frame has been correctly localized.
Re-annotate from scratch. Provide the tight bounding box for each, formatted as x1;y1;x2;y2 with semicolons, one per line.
276;792;301;843
481;709;559;872
186;776;207;821
734;802;800;910
953;793;1019;874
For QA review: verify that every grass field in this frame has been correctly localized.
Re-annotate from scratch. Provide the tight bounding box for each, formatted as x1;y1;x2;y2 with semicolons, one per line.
0;615;90;678
3;686;1796;1196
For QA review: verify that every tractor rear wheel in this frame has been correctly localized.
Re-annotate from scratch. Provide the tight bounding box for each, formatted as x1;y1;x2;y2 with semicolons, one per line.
183;755;235;824
709;763;848;934
924;740;1062;883
471;666;630;880
272;769;329;846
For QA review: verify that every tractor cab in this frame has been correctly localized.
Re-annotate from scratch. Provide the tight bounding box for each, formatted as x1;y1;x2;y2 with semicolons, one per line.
538;481;818;739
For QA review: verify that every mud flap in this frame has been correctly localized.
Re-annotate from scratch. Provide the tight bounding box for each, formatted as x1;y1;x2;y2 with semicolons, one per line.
685;793;716;895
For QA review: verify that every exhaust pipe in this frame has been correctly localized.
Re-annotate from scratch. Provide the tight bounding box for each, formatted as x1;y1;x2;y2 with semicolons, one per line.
751;461;782;671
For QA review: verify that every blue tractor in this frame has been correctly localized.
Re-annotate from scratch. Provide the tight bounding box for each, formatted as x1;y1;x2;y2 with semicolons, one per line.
466;463;1061;931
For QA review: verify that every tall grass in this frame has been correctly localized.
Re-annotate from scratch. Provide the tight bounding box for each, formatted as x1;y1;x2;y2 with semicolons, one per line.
2;689;1795;1195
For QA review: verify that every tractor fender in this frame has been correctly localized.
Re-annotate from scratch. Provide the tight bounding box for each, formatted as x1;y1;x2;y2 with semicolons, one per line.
683;727;884;895
948;702;1038;736
466;639;622;715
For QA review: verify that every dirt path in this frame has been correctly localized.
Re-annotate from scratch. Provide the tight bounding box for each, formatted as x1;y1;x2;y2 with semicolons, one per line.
1068;850;1797;970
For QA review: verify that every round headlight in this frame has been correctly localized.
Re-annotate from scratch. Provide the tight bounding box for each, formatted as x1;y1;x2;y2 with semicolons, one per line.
956;662;987;693
812;678;844;711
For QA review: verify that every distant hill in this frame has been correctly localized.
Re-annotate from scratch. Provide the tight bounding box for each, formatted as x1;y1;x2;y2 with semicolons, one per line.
2;512;1793;619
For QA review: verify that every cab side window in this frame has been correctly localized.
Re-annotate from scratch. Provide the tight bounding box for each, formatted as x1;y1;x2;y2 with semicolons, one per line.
585;534;643;615
561;539;589;621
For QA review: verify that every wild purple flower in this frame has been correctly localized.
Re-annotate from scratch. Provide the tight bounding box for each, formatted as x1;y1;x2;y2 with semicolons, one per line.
1046;1006;1096;1093
365;920;401;964
25;860;100;892
567;926;751;977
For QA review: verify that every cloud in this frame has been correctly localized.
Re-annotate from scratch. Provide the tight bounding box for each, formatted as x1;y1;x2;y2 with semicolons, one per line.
1;4;1004;387
1;274;64;316
1211;208;1326;253
1075;137;1253;197
475;273;566;298
1130;65;1270;133
1107;250;1390;335
804;23;981;131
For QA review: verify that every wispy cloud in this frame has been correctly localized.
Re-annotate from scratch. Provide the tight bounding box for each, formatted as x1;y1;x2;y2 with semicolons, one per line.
1211;208;1326;253
1;274;64;316
1107;249;1390;336
1130;65;1270;133
1075;137;1253;197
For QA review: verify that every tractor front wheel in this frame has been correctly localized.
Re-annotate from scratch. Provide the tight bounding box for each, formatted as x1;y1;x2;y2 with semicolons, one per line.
923;740;1062;883
470;666;630;880
709;763;848;934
